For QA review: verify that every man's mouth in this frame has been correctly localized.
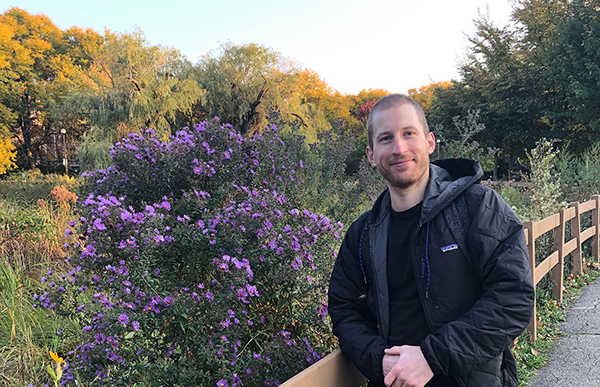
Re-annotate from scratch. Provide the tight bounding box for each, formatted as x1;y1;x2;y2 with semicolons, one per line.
390;159;413;167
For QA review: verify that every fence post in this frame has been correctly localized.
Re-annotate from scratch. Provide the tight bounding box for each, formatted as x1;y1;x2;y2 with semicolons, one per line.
570;202;583;274
552;209;565;303
523;221;537;341
592;195;600;263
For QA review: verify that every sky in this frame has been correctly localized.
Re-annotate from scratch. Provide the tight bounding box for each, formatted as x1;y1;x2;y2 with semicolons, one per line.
4;0;515;95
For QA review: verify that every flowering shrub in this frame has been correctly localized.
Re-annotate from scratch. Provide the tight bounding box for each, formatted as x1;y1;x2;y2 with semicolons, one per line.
37;119;373;386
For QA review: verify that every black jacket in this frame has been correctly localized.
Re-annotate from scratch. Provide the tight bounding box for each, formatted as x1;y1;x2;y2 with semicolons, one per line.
328;159;535;387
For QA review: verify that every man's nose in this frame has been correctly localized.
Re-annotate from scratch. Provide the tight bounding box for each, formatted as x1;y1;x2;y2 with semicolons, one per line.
392;137;407;154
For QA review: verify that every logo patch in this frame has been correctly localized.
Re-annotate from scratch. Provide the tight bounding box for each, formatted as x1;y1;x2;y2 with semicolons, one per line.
441;244;458;253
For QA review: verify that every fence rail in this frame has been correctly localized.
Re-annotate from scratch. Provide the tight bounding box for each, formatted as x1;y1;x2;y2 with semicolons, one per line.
281;195;600;387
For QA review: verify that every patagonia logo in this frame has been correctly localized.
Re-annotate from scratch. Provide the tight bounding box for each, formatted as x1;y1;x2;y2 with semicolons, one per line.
441;244;458;253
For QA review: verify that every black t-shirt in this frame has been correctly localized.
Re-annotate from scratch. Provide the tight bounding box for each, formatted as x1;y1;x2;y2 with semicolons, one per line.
387;202;459;387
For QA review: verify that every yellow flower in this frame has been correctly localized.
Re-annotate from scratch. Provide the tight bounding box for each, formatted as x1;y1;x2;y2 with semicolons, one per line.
49;351;66;367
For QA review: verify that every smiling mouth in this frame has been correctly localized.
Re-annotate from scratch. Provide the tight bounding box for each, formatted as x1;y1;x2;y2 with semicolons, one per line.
390;159;413;167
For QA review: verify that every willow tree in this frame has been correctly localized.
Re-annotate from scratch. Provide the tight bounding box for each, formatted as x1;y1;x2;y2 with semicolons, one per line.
65;29;202;141
195;42;298;136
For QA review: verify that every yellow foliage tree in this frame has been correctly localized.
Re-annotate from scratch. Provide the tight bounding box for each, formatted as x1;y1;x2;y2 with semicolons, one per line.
407;81;451;112
0;138;16;174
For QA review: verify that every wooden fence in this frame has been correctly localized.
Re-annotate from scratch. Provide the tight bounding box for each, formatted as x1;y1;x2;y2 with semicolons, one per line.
280;195;600;387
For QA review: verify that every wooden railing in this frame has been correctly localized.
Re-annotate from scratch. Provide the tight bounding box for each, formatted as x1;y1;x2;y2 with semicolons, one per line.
281;195;600;386
523;194;600;341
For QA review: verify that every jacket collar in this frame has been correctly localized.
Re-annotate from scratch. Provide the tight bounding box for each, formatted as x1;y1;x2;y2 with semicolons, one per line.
369;158;483;226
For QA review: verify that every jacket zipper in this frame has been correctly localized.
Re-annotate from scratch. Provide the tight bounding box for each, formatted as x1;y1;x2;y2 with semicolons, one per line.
414;222;438;332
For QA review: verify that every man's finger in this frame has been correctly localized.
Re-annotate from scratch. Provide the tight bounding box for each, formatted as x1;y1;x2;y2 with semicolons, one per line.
384;346;404;355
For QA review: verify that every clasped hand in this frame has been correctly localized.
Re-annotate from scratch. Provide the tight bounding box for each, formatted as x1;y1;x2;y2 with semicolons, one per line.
382;345;433;387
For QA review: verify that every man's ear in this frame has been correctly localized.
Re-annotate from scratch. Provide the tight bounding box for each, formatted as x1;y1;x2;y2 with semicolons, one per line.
427;132;436;155
366;146;376;166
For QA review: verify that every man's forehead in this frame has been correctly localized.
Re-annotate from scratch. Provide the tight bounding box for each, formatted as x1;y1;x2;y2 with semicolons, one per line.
372;104;423;130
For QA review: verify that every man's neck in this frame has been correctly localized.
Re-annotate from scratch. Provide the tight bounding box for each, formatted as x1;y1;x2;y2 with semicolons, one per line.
388;169;430;212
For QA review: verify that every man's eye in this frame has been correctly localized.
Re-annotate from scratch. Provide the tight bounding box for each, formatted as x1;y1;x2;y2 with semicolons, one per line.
380;136;392;142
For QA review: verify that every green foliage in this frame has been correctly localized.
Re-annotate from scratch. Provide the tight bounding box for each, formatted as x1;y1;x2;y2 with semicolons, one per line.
433;110;496;172
555;142;600;202
546;0;600;146
76;127;113;172
196;42;296;135
66;29;202;139
517;138;566;221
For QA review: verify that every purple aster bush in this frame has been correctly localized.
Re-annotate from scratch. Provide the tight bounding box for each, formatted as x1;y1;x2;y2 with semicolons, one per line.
38;118;381;386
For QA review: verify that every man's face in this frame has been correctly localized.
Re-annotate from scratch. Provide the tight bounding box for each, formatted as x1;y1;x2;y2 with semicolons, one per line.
366;104;435;190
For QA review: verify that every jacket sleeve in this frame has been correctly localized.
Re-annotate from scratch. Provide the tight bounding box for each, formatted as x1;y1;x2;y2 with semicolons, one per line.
328;218;388;385
420;188;535;376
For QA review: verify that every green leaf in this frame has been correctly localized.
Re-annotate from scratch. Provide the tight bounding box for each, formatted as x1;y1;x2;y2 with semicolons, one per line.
124;331;135;339
47;364;57;380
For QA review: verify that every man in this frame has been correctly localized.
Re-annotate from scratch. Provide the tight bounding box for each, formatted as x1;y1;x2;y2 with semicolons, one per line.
328;94;535;387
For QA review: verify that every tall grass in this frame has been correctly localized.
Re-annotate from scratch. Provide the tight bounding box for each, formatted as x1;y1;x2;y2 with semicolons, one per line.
0;177;79;386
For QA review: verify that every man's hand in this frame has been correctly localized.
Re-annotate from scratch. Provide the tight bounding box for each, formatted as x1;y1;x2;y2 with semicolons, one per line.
382;345;434;387
382;353;400;378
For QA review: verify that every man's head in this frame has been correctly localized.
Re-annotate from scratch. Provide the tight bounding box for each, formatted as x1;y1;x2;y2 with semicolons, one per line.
366;94;435;191
367;94;430;150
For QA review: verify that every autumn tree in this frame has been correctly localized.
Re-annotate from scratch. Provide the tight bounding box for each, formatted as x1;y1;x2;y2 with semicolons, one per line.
407;81;451;113
0;7;83;169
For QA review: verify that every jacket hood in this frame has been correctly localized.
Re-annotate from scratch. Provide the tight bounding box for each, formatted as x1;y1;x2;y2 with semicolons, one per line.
370;158;483;225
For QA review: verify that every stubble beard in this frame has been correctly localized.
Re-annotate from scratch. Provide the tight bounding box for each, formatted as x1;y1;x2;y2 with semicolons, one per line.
378;158;429;190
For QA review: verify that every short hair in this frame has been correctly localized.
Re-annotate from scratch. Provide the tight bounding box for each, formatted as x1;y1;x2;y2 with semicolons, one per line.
366;94;430;149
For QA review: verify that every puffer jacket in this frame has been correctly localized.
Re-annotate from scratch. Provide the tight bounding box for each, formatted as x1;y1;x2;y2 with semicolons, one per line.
328;159;535;387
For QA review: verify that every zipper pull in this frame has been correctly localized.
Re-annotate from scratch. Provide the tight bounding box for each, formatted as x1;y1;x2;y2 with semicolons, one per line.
426;290;429;299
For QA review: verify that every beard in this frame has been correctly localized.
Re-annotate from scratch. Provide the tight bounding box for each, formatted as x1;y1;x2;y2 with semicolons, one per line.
377;157;429;190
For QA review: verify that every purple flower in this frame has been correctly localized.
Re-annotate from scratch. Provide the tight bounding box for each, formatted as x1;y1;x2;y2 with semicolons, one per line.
217;380;228;387
118;313;129;325
163;297;173;306
132;321;140;331
93;218;106;231
154;268;160;276
95;333;105;343
81;245;95;258
65;228;72;237
83;325;92;331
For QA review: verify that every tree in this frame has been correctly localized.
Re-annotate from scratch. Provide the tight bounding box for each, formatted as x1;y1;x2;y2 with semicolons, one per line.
545;0;600;148
407;81;451;113
66;29;202;140
195;42;297;135
429;13;547;179
0;8;79;169
0;138;16;174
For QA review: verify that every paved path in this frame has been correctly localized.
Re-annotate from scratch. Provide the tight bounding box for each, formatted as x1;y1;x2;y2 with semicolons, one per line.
528;277;600;387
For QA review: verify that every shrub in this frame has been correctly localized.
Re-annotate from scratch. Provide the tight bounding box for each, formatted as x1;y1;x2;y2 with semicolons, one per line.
555;142;600;202
38;120;369;386
519;138;566;222
433;110;497;172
